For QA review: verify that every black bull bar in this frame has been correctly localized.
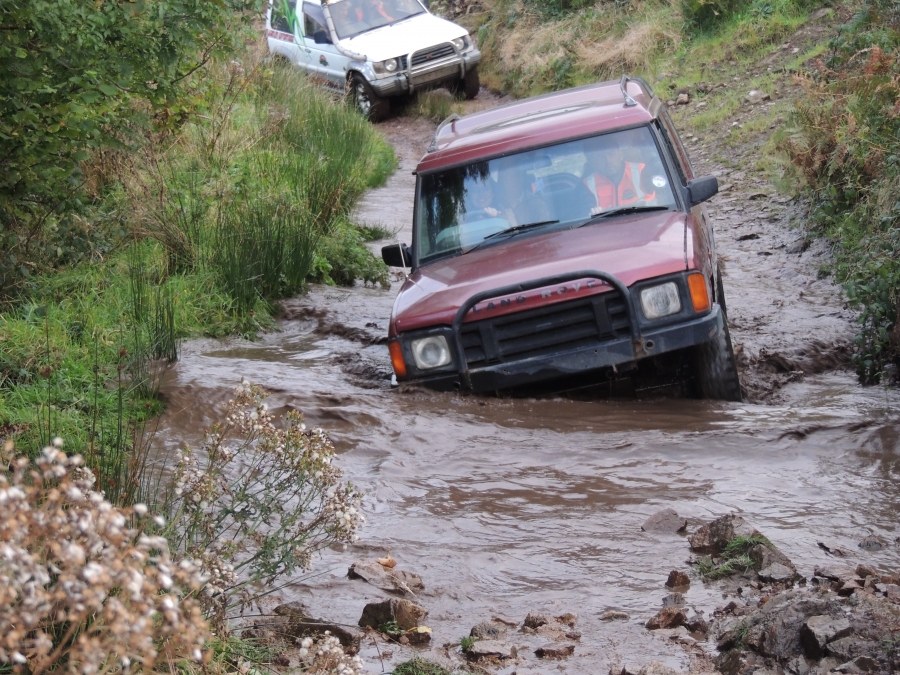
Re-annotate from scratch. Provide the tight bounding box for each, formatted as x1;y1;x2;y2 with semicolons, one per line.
450;270;648;391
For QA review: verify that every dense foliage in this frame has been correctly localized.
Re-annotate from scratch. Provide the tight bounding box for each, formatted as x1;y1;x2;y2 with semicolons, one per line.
783;0;900;382
0;0;259;301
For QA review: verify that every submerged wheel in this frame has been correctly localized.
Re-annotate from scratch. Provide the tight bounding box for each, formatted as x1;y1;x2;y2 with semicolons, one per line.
692;280;742;401
348;73;389;122
451;66;480;100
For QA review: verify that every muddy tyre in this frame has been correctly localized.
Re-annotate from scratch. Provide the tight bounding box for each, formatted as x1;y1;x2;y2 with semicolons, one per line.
451;66;480;100
348;73;389;122
692;313;742;401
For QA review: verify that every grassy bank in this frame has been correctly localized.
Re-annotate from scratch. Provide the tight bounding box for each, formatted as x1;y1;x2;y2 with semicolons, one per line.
451;0;823;98
0;43;395;485
781;0;900;383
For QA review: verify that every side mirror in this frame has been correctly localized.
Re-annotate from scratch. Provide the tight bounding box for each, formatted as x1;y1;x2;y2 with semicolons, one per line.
382;243;411;268
687;175;718;206
313;29;331;44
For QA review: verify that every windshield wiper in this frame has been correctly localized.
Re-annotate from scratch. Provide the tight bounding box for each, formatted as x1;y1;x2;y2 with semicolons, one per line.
464;220;559;254
577;205;670;227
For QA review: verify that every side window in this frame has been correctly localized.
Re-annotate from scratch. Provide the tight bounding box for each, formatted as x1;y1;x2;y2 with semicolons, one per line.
657;110;694;183
271;0;296;33
303;2;328;38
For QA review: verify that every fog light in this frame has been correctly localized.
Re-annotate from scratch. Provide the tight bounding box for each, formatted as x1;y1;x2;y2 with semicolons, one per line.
411;335;452;370
640;282;681;319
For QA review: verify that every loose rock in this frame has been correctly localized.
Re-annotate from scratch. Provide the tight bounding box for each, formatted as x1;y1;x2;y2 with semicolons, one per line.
465;640;517;661
662;593;686;608
637;662;682;675
665;570;690;588
689;514;760;553
646;607;687;630
358;598;427;631
675;93;691;106
523;612;549;629
555;612;578;627
535;643;575;659
858;534;888;551
600;611;630;621
470;621;507;640
274;603;364;652
746;90;765;104
641;509;688;533
759;562;796;584
800;615;852;659
348;559;424;594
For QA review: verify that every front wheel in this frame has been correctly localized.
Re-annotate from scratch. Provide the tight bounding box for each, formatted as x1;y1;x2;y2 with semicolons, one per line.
451;66;480;100
691;313;742;401
347;73;390;122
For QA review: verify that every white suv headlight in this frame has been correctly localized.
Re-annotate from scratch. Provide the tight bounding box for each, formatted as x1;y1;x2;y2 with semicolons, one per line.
373;58;399;74
451;36;469;52
640;282;681;319
411;335;452;370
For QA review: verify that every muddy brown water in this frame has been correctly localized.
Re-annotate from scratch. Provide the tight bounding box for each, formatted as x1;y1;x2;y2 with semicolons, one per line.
154;104;900;673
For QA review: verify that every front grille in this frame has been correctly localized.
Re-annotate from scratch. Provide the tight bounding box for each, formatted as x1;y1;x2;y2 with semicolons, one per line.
398;55;408;70
411;43;455;68
460;293;630;368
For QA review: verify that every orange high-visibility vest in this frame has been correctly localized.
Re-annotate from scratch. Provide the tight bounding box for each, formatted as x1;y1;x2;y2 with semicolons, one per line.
584;163;655;210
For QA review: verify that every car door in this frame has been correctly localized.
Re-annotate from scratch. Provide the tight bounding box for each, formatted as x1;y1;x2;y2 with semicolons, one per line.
268;0;314;72
302;1;351;92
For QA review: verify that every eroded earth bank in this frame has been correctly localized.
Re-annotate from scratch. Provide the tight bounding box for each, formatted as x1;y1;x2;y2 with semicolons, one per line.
152;83;900;674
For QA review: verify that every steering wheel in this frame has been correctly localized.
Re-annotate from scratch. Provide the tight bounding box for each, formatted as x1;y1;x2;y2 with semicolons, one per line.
541;173;596;221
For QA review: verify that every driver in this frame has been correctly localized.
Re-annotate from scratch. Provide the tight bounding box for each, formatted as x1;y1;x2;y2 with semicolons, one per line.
462;180;501;221
495;163;552;227
582;132;655;212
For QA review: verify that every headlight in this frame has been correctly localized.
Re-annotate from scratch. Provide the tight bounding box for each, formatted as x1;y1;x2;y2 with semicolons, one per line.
373;58;398;74
411;335;452;370
640;282;681;319
451;36;469;52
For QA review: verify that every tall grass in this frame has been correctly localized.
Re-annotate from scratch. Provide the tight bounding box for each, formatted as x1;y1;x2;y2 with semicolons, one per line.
780;1;900;383
469;0;823;97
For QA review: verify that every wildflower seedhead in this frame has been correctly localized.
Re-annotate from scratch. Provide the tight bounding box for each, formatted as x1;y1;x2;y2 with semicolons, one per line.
167;382;365;632
0;444;210;672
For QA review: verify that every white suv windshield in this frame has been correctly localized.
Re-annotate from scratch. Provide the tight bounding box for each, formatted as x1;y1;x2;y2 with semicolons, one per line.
415;126;678;265
329;0;425;39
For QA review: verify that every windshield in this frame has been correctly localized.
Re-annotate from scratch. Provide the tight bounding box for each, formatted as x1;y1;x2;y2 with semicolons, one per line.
415;126;678;265
328;0;425;39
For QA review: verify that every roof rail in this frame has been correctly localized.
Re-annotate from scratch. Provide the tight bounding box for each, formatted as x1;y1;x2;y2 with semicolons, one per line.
427;113;461;152
619;75;637;108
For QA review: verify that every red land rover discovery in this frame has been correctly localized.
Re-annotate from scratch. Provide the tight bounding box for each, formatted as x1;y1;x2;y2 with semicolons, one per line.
381;76;742;400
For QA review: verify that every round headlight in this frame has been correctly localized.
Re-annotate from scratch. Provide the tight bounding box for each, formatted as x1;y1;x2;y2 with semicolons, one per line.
411;335;452;370
451;36;468;52
383;58;398;72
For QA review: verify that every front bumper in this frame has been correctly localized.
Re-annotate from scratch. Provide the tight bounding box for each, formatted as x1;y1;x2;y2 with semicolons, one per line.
369;47;481;97
393;270;722;393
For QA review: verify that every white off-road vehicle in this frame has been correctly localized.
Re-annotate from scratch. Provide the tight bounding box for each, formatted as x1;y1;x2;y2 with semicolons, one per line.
266;0;481;120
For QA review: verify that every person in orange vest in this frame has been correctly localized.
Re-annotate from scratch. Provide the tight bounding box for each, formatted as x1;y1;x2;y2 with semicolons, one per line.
582;133;655;213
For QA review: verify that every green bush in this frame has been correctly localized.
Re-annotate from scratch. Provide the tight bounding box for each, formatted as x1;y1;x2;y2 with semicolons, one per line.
782;0;900;382
0;0;261;304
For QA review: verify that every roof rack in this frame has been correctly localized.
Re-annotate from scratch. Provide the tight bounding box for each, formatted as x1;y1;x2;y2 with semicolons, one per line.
619;75;637;108
427;113;461;152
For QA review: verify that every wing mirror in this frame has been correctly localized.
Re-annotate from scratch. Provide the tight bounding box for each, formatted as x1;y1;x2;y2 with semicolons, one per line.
382;243;411;268
313;29;332;44
687;175;719;206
